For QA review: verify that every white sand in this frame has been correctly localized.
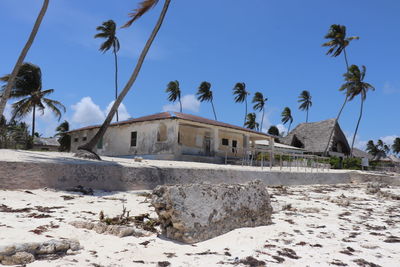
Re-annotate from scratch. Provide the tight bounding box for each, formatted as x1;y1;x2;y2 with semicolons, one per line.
1;184;399;266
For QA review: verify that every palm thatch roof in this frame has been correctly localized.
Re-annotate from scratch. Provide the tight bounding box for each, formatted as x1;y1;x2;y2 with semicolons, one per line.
33;137;60;147
352;148;374;160
281;119;350;155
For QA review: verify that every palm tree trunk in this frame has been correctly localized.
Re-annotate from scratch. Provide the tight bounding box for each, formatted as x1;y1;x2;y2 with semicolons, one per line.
323;96;348;156
287;121;292;135
113;47;119;122
31;105;36;138
179;98;182;113
306;108;309;123
211;100;217;121
78;0;171;154
260;108;264;132
244;97;247;126
0;0;49;117
323;47;351;156
350;98;364;157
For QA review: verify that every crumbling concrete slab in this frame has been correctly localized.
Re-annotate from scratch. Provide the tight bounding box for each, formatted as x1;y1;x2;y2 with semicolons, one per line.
152;180;273;243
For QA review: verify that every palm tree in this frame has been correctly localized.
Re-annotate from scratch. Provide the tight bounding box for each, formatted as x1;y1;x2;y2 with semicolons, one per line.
281;107;293;135
244;113;259;130
267;126;279;136
340;65;375;157
196;81;217;120
322;24;359;156
77;0;172;159
298;90;312;122
95;20;121;121
393;137;400;155
252;92;267;131
0;63;65;137
55;120;71;152
233;82;249;126
0;0;50;118
166;80;182;112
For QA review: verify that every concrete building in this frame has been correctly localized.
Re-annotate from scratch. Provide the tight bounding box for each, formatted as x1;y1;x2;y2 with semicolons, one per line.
68;112;274;163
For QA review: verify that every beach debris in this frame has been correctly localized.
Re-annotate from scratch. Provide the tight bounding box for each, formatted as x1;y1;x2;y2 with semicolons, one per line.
157;261;171;267
134;156;143;162
69;221;149;238
353;258;381;267
0;239;80;265
152;180;273;243
66;185;94;195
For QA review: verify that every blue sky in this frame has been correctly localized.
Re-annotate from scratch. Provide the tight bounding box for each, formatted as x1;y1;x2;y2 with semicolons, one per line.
1;0;399;149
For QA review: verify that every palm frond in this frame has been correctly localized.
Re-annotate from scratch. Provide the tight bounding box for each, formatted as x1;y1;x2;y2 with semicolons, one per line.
166;80;180;102
42;98;66;120
196;81;212;102
122;0;159;28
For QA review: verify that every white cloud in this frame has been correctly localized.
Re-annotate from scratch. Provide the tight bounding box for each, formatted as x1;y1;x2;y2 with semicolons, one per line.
105;101;131;121
71;97;131;127
162;94;200;113
345;132;399;151
276;124;288;136
71;97;104;126
383;82;400;95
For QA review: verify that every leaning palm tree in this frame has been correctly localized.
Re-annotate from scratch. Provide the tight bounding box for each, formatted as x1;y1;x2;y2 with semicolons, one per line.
77;0;172;159
322;24;359;156
166;80;182;112
340;65;375;157
55;120;71;152
95;20;121;121
1;63;65;137
298;90;312;123
252;92;267;131
244;113;259;130
196;81;217;120
0;0;50;118
233;82;249;126
281;107;293;135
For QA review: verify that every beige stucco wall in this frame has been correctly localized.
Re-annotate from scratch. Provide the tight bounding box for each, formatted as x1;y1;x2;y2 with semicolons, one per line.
69;118;272;161
70;120;179;157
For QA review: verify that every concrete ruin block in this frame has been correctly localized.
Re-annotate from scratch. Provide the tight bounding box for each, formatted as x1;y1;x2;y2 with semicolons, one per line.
152;180;273;243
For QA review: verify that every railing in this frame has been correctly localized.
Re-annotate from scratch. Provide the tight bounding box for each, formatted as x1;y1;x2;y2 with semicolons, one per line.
223;146;331;172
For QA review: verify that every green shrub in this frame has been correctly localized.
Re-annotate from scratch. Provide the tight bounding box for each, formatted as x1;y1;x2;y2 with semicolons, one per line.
329;156;341;169
343;157;362;170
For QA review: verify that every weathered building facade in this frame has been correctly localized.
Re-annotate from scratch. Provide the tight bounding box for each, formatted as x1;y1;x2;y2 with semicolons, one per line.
69;112;274;163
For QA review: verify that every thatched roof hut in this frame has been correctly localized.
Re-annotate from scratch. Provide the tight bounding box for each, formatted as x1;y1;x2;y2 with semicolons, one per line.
352;148;374;160
281;119;350;156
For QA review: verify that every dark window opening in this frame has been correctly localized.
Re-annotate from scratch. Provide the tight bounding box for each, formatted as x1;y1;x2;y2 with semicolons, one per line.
178;132;181;144
131;131;137;147
291;135;304;148
74;138;78;142
232;140;237;153
222;138;229;146
82;136;87;141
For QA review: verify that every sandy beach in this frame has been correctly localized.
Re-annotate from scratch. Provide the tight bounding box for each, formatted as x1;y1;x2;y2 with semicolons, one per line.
1;182;399;266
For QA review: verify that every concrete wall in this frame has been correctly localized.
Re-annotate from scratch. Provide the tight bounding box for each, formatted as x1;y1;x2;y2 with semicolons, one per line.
1;160;398;191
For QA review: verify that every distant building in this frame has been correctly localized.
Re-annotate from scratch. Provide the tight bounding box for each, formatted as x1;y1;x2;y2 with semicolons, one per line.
33;137;60;151
281;119;350;158
68;112;274;163
255;140;305;154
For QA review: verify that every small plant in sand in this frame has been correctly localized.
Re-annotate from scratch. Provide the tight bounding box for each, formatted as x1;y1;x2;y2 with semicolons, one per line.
99;206;160;232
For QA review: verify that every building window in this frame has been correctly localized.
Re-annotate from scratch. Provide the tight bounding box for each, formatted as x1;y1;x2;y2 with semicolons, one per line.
74;138;78;142
222;138;229;146
131;131;137;147
232;140;237;153
97;137;103;149
82;136;87;141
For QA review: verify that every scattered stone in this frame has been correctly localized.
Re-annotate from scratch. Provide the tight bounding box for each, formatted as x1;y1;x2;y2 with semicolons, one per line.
271;255;285;263
70;221;148;238
0;204;32;213
384;236;400;243
152;180;272;244
330;259;348;266
0;239;80;265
